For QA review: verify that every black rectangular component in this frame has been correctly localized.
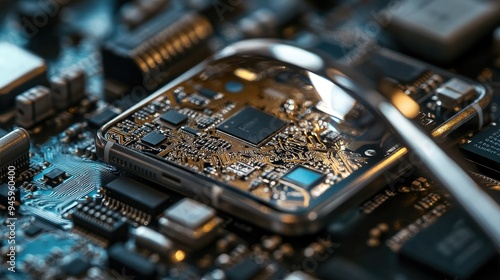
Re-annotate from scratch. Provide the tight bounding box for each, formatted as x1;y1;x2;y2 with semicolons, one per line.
24;223;43;237
225;257;264;280
108;243;157;279
60;257;90;277
141;131;167;146
181;126;199;136
160;110;188;127
217;106;287;146
399;208;496;278
101;6;213;89
104;177;170;216
0;183;20;210
199;88;219;99
87;108;118;129
356;51;427;84
460;123;500;174
44;168;68;187
72;200;128;243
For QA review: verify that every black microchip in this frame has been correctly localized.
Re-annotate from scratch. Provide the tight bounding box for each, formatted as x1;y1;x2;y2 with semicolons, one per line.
24;223;43;237
399;208;496;278
217;107;286;146
72;200;128;243
87;108;118;129
108;243;157;279
60;257;90;277
0;183;20;209
356;52;427;84
104;177;170;215
141;131;167;146
181;126;199;136
460;123;500;173
199;88;218;99
44;168;68;187
160;110;188;126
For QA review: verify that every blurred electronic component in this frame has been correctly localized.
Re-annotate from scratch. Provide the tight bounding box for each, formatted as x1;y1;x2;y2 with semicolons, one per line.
0;128;30;182
119;0;170;28
198;88;222;100
237;0;308;38
159;198;221;249
399;208;496;278
102;177;170;218
0;42;47;114
134;226;173;257
108;243;157;279
50;69;86;110
224;257;266;280
86;108;119;129
187;0;244;23
436;78;476;109
494;26;500;55
23;222;44;237
16;85;54;127
72;200;129;244
0;183;20;210
61;122;86;143
461;123;500;176
102;8;213;90
60;257;90;277
316;257;377;280
15;0;70;36
388;0;500;62
284;271;318;280
355;50;427;84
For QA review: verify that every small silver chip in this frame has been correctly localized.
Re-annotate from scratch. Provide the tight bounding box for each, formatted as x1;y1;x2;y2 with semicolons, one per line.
159;198;221;249
436;78;476;109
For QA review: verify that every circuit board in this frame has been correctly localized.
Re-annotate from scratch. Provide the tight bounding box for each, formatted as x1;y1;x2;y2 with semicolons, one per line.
1;0;500;279
101;55;380;212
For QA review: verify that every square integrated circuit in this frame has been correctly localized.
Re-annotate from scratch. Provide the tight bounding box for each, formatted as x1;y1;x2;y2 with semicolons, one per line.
160;110;188;127
282;166;325;190
217;106;286;146
141;131;167;146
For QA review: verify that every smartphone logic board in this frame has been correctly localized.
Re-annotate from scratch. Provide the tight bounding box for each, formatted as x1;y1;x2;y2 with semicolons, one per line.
96;42;491;235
